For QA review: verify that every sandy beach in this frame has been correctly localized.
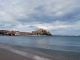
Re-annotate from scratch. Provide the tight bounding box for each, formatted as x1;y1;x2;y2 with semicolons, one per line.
0;43;80;60
0;48;32;60
0;43;52;60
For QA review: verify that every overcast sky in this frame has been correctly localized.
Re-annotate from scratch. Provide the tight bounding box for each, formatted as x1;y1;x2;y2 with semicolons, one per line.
0;0;80;35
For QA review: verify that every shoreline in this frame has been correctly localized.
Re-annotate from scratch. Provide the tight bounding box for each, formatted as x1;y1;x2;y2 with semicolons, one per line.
0;48;32;60
0;43;52;60
24;47;80;60
0;43;80;60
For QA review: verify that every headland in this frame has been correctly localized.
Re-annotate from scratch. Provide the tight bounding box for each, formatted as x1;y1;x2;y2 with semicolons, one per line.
0;29;52;36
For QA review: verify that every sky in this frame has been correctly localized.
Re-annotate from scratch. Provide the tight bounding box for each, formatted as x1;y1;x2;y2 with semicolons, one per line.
0;0;80;35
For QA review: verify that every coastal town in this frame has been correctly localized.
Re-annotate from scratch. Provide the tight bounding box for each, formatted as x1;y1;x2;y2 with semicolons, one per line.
0;29;52;36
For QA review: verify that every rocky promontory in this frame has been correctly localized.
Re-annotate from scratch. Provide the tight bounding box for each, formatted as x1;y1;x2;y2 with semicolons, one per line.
31;29;52;36
0;29;52;36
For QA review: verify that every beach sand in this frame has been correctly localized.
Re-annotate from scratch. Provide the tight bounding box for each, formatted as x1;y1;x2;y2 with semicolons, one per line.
0;48;32;60
0;43;52;60
0;43;80;60
28;47;80;60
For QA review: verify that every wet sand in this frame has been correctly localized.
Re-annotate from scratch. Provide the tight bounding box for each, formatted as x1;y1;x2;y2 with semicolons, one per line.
27;47;80;60
0;48;32;60
0;43;52;60
0;43;80;60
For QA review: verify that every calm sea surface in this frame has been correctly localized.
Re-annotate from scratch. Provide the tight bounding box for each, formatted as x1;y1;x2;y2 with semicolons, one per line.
0;36;80;53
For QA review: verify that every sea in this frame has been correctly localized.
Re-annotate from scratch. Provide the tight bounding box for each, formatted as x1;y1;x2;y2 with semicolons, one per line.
0;36;80;60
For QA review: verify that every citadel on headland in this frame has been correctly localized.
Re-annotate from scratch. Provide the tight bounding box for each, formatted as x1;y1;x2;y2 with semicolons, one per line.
0;29;52;36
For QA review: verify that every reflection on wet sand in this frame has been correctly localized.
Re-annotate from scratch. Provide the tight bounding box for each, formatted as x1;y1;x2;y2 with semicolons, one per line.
0;43;51;60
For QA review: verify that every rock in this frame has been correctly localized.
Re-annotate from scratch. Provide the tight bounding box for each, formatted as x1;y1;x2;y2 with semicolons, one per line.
0;29;52;36
31;29;52;36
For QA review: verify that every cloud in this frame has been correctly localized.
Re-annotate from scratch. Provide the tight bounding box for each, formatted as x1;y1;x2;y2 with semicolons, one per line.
17;0;80;23
0;0;80;35
0;19;80;35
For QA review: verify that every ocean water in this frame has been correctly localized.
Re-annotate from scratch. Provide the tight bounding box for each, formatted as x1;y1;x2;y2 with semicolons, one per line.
0;36;80;53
